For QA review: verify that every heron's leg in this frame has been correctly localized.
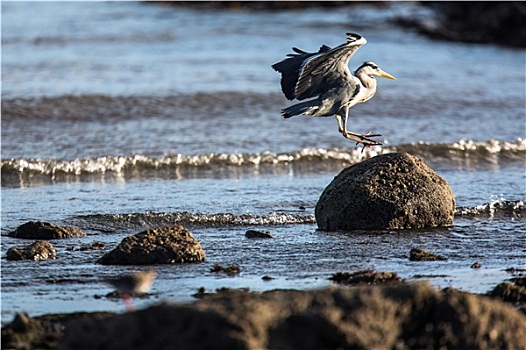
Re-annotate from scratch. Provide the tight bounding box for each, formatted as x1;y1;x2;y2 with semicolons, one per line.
335;115;346;134
335;112;382;147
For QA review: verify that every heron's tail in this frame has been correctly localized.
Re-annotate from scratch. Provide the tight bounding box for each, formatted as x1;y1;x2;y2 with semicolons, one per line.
281;100;319;119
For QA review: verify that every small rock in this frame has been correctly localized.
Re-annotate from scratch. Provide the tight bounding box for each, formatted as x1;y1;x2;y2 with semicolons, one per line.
8;221;86;239
471;262;482;269
315;153;456;231
262;275;274;281
69;241;105;252
6;241;57;261
192;287;209;299
329;270;403;285
505;267;526;274
409;248;447;261
210;263;240;276
192;287;250;299
245;230;274;239
98;225;205;265
85;241;105;250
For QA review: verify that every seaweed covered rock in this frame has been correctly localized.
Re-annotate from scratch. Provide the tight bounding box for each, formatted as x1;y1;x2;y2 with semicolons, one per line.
409;248;448;261
8;221;86;239
329;269;403;285
245;230;274;239
60;283;526;350
315;153;455;231
98;224;205;265
6;240;57;261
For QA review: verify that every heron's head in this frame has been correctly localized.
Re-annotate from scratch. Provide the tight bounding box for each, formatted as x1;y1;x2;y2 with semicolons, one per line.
356;62;396;80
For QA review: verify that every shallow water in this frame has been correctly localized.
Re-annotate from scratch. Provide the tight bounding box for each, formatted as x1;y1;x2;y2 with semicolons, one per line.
1;1;525;324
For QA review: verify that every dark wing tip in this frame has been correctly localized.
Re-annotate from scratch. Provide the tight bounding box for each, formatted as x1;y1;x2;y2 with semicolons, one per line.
292;47;307;54
345;32;363;42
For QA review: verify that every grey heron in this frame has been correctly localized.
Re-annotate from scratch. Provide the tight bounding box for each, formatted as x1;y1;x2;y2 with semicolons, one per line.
272;33;395;148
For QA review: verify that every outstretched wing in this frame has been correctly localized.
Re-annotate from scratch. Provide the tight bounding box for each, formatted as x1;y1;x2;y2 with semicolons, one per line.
272;44;332;101
294;33;366;100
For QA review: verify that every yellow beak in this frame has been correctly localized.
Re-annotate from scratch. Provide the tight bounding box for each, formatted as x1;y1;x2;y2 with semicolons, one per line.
379;70;396;80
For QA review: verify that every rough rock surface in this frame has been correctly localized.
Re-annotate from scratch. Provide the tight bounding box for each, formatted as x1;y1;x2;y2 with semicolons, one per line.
315;153;455;231
409;248;448;261
98;224;205;265
6;240;57;261
2;312;113;350
59;283;526;350
329;270;403;285
245;230;274;238
7;221;86;239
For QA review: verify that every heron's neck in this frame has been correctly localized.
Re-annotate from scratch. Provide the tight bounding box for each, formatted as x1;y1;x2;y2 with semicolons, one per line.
355;70;377;90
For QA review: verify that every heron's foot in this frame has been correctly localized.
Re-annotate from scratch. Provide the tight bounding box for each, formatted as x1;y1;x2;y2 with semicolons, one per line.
360;131;382;138
342;131;382;152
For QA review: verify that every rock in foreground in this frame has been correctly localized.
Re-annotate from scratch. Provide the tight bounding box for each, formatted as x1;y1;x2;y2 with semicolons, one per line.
8;221;86;239
60;283;525;350
6;241;57;261
315;153;455;231
2;312;113;350
98;224;205;265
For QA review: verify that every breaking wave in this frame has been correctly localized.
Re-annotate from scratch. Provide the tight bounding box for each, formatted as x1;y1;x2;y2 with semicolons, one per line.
69;199;525;233
455;199;525;219
70;211;317;232
2;139;525;187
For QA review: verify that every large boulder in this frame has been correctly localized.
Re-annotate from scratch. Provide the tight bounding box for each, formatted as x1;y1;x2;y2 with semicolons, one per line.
6;241;57;261
98;224;205;265
59;283;526;350
8;221;86;239
315;153;455;231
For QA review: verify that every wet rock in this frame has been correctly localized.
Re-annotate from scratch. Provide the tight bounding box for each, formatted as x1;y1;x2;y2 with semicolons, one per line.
1;311;112;350
1;313;46;349
98;225;205;265
193;287;251;299
329;269;403;285
210;263;241;276
245;230;274;238
60;283;526;350
505;267;526;274
66;241;105;251
315;153;455;231
8;221;86;239
471;262;482;269
6;240;57;261
409;248;448;261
